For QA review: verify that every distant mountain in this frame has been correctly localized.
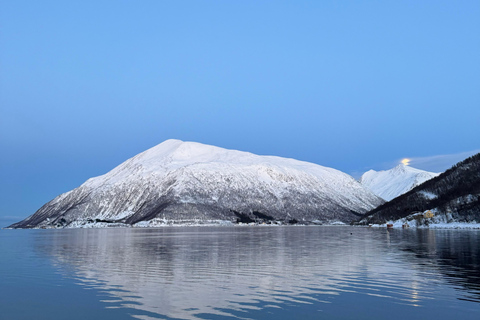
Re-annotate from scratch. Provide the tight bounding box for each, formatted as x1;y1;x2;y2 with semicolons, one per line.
359;153;480;225
359;164;440;201
9;140;383;228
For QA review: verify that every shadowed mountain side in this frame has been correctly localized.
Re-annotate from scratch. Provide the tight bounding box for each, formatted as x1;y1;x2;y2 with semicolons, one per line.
359;153;480;225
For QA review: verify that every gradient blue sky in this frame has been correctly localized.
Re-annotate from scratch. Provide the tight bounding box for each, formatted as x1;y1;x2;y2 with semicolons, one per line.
1;1;479;225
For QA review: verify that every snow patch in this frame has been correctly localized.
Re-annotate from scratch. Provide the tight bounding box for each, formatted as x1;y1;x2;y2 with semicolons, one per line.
419;191;437;200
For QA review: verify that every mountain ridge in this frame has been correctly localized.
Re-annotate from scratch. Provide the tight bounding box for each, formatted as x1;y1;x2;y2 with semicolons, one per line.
359;164;439;201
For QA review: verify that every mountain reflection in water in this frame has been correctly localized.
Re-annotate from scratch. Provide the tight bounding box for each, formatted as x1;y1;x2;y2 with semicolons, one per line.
35;227;480;320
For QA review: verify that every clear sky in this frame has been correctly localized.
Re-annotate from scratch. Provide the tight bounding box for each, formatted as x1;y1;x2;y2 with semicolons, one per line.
1;1;479;225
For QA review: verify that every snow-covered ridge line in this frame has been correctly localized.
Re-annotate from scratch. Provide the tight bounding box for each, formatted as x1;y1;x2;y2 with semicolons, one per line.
359;164;440;201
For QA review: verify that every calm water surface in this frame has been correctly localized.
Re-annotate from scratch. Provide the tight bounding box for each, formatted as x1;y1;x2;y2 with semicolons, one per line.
1;226;479;320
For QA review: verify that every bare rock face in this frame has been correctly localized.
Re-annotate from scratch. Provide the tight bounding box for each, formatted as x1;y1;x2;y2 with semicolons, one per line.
10;140;384;228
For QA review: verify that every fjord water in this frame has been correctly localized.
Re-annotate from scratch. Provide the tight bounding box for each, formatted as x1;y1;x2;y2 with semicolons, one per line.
1;227;479;320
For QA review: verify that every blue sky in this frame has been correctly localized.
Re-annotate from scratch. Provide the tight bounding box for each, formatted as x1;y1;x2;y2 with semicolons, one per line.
1;1;479;225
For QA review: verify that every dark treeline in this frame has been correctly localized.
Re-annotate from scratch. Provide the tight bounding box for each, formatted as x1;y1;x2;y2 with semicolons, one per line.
360;153;480;224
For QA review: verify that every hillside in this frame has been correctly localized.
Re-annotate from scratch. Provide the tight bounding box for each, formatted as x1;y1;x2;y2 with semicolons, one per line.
359;153;480;225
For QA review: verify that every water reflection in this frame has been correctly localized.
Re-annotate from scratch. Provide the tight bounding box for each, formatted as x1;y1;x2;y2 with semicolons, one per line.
35;227;480;320
395;229;480;302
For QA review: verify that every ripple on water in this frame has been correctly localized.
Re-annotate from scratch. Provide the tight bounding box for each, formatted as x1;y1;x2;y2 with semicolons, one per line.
2;227;480;320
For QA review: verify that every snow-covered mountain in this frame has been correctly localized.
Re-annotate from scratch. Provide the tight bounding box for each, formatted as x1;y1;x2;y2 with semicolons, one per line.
359;152;480;226
359;164;440;201
10;139;383;228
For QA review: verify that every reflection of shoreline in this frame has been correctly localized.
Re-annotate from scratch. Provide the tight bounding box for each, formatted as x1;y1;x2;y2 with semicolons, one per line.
36;227;478;320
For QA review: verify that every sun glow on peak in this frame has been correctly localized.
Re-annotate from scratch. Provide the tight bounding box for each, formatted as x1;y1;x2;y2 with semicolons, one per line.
401;158;411;166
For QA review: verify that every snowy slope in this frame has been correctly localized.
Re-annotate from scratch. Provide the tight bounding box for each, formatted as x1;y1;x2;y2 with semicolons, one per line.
11;140;384;228
359;164;440;201
359;152;480;226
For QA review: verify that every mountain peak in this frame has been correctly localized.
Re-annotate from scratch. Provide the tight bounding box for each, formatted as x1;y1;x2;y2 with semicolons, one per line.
392;163;418;171
360;164;440;201
391;163;415;175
